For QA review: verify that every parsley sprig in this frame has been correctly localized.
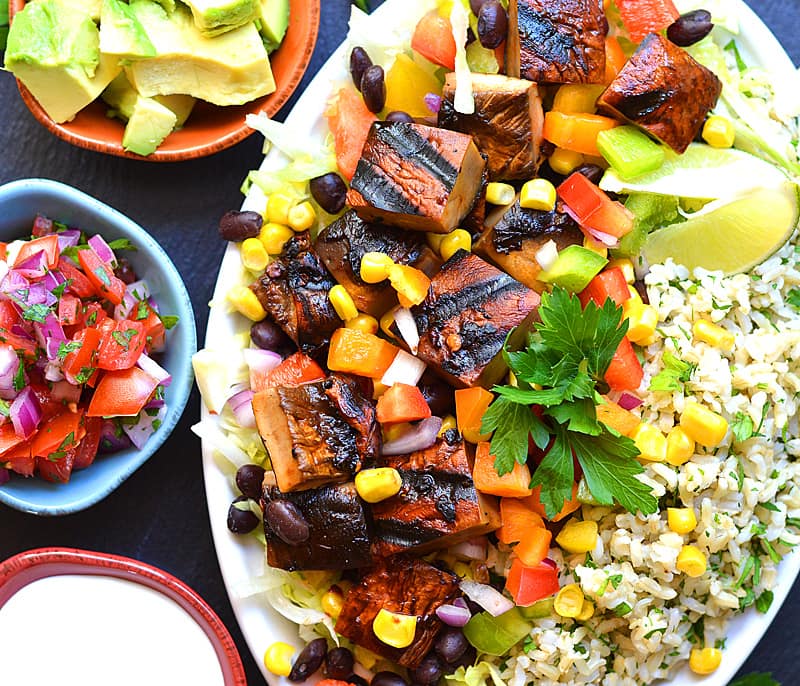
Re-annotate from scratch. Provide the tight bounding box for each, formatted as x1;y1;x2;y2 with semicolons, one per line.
480;287;658;519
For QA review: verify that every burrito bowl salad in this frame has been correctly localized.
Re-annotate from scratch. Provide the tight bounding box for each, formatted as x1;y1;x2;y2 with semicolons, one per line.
193;0;800;684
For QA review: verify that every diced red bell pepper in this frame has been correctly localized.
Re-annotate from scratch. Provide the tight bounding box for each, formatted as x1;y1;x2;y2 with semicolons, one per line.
14;235;60;270
58;258;96;299
77;248;126;305
411;10;457;71
62;327;102;384
605;337;644;392
97;319;147;370
579;267;631;308
87;367;160;417
251;352;325;392
505;558;561;606
615;0;679;42
557;172;635;239
376;383;432;424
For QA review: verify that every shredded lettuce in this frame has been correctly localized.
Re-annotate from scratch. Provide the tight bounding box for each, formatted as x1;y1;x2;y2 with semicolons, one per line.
445;661;506;686
192;416;253;469
450;0;474;114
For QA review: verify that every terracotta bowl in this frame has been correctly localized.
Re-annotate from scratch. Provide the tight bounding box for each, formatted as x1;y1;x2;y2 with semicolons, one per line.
7;0;320;161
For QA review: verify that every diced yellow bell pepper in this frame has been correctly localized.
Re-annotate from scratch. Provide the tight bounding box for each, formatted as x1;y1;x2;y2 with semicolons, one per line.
384;53;442;118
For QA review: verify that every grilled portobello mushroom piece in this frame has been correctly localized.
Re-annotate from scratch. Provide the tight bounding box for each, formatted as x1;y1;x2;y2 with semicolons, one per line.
252;373;380;492
474;195;584;291
461;164;489;236
371;436;501;558
409;251;540;388
438;73;544;181
506;0;607;84
335;557;460;668
347;121;486;234
261;474;373;571
250;232;340;356
597;33;722;153
316;210;442;317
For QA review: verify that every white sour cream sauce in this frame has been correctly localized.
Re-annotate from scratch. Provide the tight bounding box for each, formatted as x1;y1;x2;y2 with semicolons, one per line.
0;574;226;686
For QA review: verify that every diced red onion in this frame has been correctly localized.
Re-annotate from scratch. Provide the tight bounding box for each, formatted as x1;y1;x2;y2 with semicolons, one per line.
147;295;160;313
123;405;166;450
243;348;282;388
1;270;30;299
145;398;166;410
44;362;64;383
585;227;619;248
541;558;557;570
451;537;487;561
435;603;472;627
114;280;151;320
88;234;116;265
10;387;41;439
381;349;426;387
99;419;132;454
535;240;559;271
226;387;256;429
56;229;81;251
14;250;48;278
425;93;442;113
25;282;57;307
382;416;442;456
35;314;67;360
42;270;66;294
452;597;469;610
137;352;171;387
618;392;643;410
459;580;514;617
51;380;81;404
393;307;420;355
0;467;9;485
0;346;20;399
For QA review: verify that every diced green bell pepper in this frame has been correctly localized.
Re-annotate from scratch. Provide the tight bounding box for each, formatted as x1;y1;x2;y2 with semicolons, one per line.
463;608;532;656
596;125;665;180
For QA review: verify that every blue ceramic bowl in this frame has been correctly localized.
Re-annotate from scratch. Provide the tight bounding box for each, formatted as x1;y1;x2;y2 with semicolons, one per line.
0;178;196;515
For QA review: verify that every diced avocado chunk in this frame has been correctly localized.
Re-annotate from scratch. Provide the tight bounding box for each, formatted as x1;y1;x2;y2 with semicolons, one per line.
155;93;195;128
57;0;102;21
182;0;258;36
126;0;275;106
4;0;120;123
122;96;177;156
256;0;288;51
538;245;608;293
104;71;195;130
100;0;156;59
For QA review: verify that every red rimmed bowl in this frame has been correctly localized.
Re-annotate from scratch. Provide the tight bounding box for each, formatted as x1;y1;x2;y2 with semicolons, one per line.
0;548;247;685
7;0;320;161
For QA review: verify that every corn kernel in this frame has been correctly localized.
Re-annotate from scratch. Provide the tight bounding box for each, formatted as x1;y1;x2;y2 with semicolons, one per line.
329;284;359;321
666;426;695;466
608;258;635;284
693;319;735;352
583;235;608;258
372;608;417;648
439;229;472;262
625;303;659;344
549;147;585;175
452;561;472;579
259;222;294;255
240;237;269;272
227;285;266;321
667;507;698;535
388;264;431;307
554;584;585;618
321;585;345;619
485;182;516;206
556;520;598;554
346;313;379;335
631;422;667;462
576;599;595;621
266;192;296;225
439;414;457;436
520;178;557;212
360;252;394;283
680;403;728;448
355;467;403;503
627;285;643;306
676;545;707;577
263;641;295;677
689;647;722;675
702;115;736;148
380;308;398;339
287;201;317;232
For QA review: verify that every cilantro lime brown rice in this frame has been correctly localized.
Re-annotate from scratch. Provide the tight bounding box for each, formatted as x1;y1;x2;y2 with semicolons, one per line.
192;0;800;684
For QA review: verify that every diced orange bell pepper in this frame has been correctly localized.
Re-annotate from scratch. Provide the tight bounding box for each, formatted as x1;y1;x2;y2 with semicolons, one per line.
473;441;533;498
376;383;432;424
615;0;679;42
505;558;560;606
552;84;605;114
596;399;641;437
543;111;619;157
515;527;553;567
327;327;399;379
497;497;545;544
524;483;581;522
605;36;628;83
325;87;377;181
384;53;444;119
389;264;431;308
455;387;494;443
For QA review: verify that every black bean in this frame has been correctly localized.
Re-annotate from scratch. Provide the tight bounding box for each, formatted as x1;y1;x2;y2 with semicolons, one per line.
385;110;414;123
410;654;443;686
324;647;355;680
114;258;137;285
218;210;263;242
477;1;507;50
226;496;260;534
348;675;369;686
419;375;455;417
574;163;605;185
469;0;488;15
361;65;387;114
667;9;713;47
434;628;469;664
288;638;327;682
265;500;310;545
371;672;408;686
310;172;348;215
448;645;477;670
350;47;373;92
250;318;293;355
235;463;266;500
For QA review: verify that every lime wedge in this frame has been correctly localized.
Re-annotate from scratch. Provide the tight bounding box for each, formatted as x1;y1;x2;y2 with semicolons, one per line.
600;143;788;200
643;183;799;274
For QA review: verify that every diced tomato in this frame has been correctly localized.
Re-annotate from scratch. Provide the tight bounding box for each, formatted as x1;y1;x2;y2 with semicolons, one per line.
36;451;77;483
30;408;85;459
557;172;635;238
136;303;166;353
97;320;147;370
0;327;37;361
62;327;102;383
325;87;377;181
87;367;160;417
579;268;631;308
615;0;679;42
0;422;24;457
4;443;34;477
0;243;7;261
605;337;644;392
411;10;457;70
252;352;324;391
14;235;60;270
0;301;19;330
376;383;432;424
505;558;561;606
58;258;96;299
77;248;126;305
72;416;102;470
58;294;80;326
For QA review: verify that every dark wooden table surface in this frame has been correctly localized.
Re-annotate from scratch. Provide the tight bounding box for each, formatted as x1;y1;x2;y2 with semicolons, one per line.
1;1;799;684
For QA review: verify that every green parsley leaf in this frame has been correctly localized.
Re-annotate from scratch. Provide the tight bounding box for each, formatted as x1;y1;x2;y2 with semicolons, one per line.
94;266;111;288
136;301;149;320
724;39;748;73
61;244;90;261
159;314;179;330
107;238;137;252
731;412;755;442
75;366;96;384
12;358;25;392
529;427;575;519
57;341;82;360
51;279;72;299
786;288;800;310
545;397;602;436
22;303;51;323
755;589;774;614
649;352;695;392
481;397;549;475
352;0;369;9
